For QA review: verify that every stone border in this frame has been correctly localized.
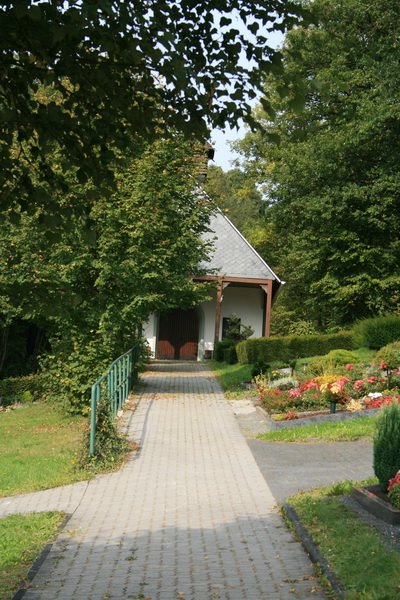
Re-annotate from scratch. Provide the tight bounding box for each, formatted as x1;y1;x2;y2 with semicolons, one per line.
282;503;344;599
352;485;400;525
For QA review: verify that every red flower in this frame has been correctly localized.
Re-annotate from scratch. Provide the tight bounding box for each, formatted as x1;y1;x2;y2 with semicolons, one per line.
364;397;383;408
388;471;400;493
345;363;354;371
300;380;319;392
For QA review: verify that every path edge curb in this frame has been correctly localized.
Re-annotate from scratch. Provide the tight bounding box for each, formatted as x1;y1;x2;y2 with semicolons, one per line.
282;503;344;599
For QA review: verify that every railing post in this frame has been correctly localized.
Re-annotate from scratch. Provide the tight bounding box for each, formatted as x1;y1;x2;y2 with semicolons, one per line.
128;350;132;391
110;365;115;415
118;359;122;410
124;354;129;399
89;383;98;456
107;370;112;414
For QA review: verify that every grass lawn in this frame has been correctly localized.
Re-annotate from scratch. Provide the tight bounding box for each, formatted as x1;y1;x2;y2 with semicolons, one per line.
0;511;64;600
208;360;254;398
258;415;377;443
0;402;89;497
287;480;400;599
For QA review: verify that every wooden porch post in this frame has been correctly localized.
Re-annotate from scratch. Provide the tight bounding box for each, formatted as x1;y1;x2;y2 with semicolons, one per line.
214;280;230;347
214;280;223;347
261;280;273;337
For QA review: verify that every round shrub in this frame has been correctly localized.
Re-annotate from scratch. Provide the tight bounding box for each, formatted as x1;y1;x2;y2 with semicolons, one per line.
373;402;400;491
325;349;359;365
376;341;400;371
303;349;359;377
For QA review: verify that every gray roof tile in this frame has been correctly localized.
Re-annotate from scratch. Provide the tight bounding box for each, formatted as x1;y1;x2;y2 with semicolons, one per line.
201;209;280;281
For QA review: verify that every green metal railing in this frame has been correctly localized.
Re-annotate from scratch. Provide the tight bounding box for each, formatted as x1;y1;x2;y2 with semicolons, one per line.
89;344;140;455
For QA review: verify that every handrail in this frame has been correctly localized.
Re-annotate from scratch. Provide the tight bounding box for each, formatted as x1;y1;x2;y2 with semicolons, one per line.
89;343;141;455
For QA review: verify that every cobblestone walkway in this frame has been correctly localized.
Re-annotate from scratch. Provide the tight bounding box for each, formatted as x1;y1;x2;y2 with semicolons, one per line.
1;361;325;599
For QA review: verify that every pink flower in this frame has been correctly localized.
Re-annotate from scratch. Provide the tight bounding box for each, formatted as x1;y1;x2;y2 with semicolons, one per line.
289;388;301;398
345;363;354;371
353;379;365;391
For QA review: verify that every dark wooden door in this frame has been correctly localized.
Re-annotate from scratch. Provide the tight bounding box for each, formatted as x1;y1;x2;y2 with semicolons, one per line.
157;309;199;360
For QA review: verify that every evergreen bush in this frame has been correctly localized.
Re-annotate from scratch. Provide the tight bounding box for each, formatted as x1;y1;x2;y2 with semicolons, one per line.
214;314;254;362
251;361;271;378
214;339;236;362
223;345;238;364
373;402;400;491
353;315;400;350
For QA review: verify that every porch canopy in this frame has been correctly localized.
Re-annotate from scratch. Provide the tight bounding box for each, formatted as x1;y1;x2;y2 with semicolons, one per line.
196;208;284;345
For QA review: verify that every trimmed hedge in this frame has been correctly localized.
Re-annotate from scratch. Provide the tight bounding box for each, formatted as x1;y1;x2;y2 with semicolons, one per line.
0;373;44;406
236;331;354;364
353;315;400;349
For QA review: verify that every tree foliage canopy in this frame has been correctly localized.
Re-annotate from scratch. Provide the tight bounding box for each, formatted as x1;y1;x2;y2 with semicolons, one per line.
236;0;400;330
1;0;307;205
204;165;263;233
0;137;214;409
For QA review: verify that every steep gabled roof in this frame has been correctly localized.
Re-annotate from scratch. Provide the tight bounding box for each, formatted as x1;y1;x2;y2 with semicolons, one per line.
200;208;281;282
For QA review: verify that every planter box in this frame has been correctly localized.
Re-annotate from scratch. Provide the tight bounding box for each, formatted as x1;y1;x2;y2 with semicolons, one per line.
352;485;400;525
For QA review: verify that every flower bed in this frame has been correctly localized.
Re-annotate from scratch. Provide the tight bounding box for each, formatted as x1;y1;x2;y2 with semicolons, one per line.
254;365;400;419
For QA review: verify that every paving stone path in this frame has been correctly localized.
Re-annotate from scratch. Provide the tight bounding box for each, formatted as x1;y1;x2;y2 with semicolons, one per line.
0;361;326;599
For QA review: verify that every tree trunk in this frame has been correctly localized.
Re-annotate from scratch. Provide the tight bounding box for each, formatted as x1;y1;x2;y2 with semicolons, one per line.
0;325;10;375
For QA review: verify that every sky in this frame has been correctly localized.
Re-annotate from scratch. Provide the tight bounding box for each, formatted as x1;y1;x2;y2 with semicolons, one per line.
210;29;283;171
211;122;248;171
